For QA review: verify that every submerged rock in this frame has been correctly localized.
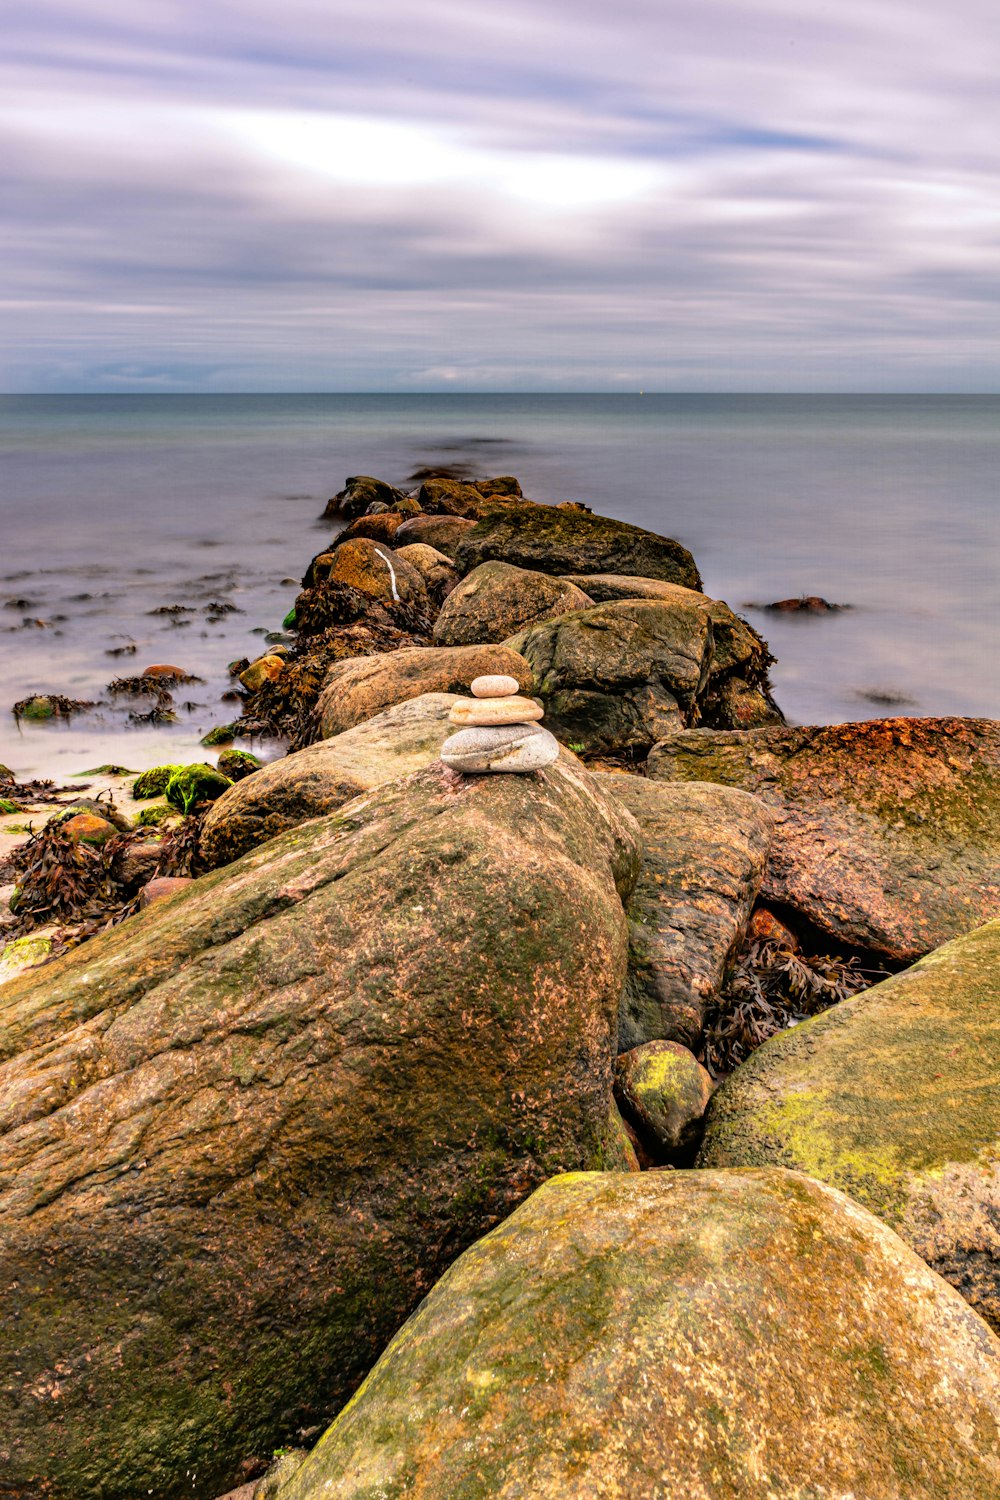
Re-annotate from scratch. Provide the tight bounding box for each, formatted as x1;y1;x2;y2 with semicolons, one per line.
647;717;1000;962
317;644;532;738
269;1169;1000;1500
597;774;773;1049
0;762;640;1498
699;917;1000;1333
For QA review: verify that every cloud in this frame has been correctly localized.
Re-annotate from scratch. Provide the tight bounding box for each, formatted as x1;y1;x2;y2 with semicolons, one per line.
3;0;1000;388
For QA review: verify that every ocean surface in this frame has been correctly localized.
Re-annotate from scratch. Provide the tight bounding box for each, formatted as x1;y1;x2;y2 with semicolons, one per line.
1;393;997;782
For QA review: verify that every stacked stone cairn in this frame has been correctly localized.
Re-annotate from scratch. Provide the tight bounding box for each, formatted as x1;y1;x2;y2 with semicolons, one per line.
440;673;561;774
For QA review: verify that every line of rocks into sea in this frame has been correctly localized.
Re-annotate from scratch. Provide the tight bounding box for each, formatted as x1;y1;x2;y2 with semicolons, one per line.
1;471;999;1499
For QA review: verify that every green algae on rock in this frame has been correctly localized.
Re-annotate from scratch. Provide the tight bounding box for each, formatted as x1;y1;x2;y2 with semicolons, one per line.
270;1169;1000;1500
132;764;183;799
698;917;1000;1333
164;762;233;814
614;1039;713;1161
647;716;1000;963
0;760;640;1499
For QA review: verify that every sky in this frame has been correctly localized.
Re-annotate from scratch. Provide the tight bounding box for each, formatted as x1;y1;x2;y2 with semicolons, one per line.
3;0;1000;392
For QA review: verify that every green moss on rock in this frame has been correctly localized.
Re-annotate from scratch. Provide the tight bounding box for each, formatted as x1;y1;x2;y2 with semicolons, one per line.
271;1169;1000;1500
164;762;232;813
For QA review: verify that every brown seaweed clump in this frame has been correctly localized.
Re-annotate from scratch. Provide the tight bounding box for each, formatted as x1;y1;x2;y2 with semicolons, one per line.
702;934;878;1076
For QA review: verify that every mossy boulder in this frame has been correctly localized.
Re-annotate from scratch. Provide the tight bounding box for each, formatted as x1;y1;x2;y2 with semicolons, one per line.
0;761;640;1498
506;597;716;756
323;539;430;613
614;1040;713;1161
392;543;458;605
320;475;406;521
60;811;118;846
271;1169;1000;1500
433;561;593;647
647;717;1000;962
133;764;182;799
164;762;232;814
392;515;477;557
317;644;533;739
416;476;522;515
597;774;773;1048
200;694;460;868
239;654;286;692
216;748;262;782
0;931;55;986
454;500;702;590
699;918;1000;1332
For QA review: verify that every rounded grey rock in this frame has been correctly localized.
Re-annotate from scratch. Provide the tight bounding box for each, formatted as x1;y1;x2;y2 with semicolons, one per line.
441;722;561;774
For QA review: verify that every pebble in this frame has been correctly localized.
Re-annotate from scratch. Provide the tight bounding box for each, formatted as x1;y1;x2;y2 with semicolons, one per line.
448;695;544;728
441;723;560;774
470;674;521;699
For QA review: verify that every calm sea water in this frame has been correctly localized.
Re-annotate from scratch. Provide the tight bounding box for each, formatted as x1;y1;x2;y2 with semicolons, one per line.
1;394;997;781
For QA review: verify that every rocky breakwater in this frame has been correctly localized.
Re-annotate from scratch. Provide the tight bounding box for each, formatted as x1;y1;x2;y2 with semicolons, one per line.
0;759;641;1499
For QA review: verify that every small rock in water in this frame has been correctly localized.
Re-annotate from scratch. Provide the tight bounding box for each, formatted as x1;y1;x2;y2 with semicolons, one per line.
448;694;544;727
441;723;560;774
470;673;521;698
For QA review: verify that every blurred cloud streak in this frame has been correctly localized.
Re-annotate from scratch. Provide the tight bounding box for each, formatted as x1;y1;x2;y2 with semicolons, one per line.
2;0;1000;389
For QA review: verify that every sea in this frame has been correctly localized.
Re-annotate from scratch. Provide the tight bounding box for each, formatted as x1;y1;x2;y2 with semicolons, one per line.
1;393;997;782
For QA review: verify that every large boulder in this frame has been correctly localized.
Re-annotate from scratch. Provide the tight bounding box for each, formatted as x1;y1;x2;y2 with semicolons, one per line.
507;598;711;755
598;773;773;1049
271;1170;1000;1500
454;500;703;590
0;761;640;1499
648;717;1000;962
416;476;521;516
393;515;476;557
392;543;458;605
433;562;593;646
317;643;532;738
699;918;1000;1332
200;694;460;868
321;538;430;613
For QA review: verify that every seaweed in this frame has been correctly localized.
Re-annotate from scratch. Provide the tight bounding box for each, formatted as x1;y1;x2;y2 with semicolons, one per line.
702;936;880;1077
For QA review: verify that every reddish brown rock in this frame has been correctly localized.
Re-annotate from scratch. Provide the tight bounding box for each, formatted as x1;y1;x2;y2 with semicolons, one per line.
648;717;1000;962
392;515;476;557
139;875;193;907
317;644;533;738
61;812;117;846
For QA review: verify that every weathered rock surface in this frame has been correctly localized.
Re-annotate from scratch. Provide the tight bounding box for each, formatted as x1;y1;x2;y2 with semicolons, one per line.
597;773;773;1048
333;512;409;547
393;515;476;557
440;723;562;775
323;539;430;612
318;644;532;739
433;561;593;646
647;717;1000;962
454;500;702;589
321;475;406;521
392;543;458;604
416;476;521;516
700;918;1000;1332
0;761;640;1499
200;694;461;868
614;1040;713;1160
271;1169;1000;1500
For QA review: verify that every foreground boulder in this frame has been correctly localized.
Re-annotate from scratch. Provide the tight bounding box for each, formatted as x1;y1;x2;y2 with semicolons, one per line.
271;1170;1000;1500
0;762;640;1498
433;562;593;646
598;774;773;1047
200;694;461;868
700;918;1000;1332
454;500;703;590
648;717;1000;961
317;643;532;738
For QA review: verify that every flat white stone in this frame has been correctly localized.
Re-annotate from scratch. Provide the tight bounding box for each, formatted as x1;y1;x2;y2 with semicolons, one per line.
441;723;561;774
449;695;544;727
470;674;521;698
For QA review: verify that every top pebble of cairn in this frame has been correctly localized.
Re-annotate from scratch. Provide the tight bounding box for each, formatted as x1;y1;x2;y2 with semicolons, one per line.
440;675;560;773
